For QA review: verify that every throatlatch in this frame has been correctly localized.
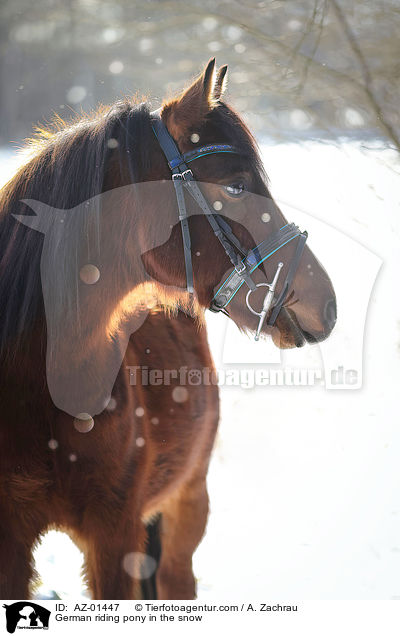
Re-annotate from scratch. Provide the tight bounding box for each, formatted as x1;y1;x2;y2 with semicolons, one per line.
150;110;307;339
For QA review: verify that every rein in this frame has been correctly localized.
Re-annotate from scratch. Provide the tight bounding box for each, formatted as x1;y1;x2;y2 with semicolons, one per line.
150;110;307;340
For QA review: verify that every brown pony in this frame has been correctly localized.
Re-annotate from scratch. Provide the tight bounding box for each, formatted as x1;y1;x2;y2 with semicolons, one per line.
0;59;336;600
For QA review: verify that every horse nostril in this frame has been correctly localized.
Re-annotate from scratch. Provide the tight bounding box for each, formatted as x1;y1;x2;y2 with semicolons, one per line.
324;298;337;332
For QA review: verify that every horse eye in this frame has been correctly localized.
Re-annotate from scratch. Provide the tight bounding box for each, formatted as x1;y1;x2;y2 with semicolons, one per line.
224;183;246;197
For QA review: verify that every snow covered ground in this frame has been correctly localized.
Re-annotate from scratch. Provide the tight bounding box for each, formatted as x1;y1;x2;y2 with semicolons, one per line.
1;138;399;599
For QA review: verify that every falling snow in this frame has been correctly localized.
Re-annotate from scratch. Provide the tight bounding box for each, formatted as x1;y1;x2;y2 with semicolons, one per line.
139;38;153;53
73;413;94;433
79;264;100;285
202;17;218;32
222;25;243;41
288;19;303;31
208;41;222;52
289;109;313;130
343;107;365;127
122;552;157;579
107;138;119;149
102;28;124;44
66;86;87;104
172;386;189;403
109;60;124;74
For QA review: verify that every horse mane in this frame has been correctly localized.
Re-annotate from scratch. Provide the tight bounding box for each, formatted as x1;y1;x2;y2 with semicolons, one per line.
0;99;152;356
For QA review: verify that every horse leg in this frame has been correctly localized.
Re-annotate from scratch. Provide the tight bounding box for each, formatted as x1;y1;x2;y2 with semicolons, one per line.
82;516;149;599
156;474;209;599
0;520;39;599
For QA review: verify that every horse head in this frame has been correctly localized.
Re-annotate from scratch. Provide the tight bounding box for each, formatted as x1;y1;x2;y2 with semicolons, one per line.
138;58;337;348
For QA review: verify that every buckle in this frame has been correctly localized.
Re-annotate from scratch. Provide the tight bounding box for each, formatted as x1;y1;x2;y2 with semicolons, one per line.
181;169;193;180
234;261;246;275
172;169;193;181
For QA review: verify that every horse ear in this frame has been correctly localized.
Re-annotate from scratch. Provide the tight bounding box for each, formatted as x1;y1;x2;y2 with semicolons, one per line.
163;58;218;140
213;65;228;101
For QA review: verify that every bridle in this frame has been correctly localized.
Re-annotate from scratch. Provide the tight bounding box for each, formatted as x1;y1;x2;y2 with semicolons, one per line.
151;110;308;340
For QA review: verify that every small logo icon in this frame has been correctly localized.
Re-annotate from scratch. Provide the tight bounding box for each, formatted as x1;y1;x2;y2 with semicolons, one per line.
2;602;50;633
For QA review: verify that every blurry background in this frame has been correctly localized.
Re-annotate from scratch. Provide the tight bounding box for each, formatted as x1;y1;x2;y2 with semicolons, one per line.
1;0;400;600
1;0;399;147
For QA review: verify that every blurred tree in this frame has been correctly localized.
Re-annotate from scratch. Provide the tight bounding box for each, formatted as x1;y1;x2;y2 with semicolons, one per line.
0;0;398;150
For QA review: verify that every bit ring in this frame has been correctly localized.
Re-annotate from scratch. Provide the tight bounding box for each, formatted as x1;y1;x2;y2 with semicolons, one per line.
245;283;271;317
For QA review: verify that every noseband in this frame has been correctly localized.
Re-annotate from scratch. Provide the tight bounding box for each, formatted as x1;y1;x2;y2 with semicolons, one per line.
151;111;307;340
